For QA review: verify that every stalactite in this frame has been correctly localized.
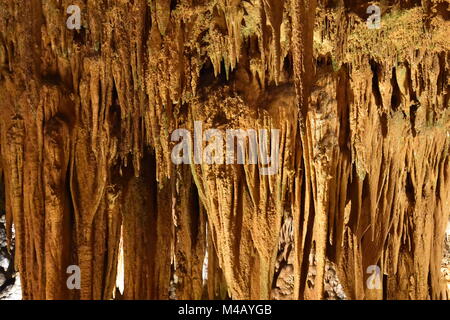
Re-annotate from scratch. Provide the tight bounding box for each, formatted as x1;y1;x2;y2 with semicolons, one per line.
0;0;448;300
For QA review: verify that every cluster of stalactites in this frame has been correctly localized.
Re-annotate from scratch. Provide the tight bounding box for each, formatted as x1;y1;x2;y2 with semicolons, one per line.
0;0;449;300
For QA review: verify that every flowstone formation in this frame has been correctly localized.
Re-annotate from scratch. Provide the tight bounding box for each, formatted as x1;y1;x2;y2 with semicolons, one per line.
0;0;449;300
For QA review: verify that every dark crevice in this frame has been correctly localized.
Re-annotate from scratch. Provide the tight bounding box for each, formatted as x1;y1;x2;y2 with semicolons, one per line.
409;104;418;137
337;64;351;150
380;112;388;137
436;52;445;97
370;59;383;108
189;181;201;247
170;0;178;11
299;180;316;298
390;67;402;112
283;53;293;78
199;58;226;89
405;172;415;204
382;274;388;300
72;28;86;46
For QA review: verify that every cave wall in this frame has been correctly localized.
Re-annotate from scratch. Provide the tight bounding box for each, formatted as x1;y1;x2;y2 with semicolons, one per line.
0;0;449;300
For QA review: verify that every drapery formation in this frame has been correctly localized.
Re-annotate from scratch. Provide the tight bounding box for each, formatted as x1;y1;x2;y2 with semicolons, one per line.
0;0;448;300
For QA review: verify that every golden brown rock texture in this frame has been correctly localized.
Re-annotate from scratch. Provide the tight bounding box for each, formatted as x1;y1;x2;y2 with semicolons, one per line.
0;0;449;300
